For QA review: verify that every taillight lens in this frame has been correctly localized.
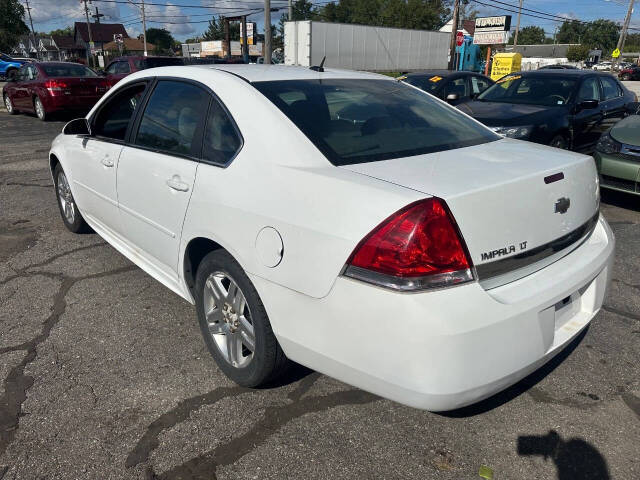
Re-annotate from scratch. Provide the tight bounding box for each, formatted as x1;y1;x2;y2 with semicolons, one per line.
45;79;69;94
344;198;474;291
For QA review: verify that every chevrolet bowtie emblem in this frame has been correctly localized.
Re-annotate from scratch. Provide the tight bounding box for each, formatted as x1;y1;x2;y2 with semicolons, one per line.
555;197;570;214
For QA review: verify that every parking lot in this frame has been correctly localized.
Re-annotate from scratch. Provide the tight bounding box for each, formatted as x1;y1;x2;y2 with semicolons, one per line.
0;81;639;480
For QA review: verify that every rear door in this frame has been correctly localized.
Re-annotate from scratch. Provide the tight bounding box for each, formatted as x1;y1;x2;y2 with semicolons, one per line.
67;81;148;232
116;79;210;276
598;75;627;133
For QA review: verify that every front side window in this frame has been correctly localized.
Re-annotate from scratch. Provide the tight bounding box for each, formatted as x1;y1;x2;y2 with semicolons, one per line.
600;76;622;100
202;100;242;165
478;75;577;106
254;79;498;166
16;65;28;81
41;64;97;77
471;76;491;95
115;61;131;74
93;83;147;141
444;77;468;98
135;80;209;156
577;77;601;102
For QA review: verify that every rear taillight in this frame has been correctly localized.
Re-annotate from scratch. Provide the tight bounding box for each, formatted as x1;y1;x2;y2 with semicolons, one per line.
45;79;69;94
344;198;474;291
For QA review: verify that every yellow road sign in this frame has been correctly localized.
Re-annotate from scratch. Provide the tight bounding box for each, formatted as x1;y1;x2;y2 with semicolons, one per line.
612;48;621;58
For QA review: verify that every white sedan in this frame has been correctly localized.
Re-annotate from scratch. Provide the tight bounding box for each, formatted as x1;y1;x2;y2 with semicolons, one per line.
48;65;614;411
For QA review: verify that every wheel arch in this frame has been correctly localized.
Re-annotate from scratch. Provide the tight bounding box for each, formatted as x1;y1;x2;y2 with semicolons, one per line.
183;237;225;298
49;153;60;178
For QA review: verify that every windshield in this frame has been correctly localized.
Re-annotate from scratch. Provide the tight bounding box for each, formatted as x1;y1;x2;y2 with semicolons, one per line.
477;75;577;106
42;64;98;77
254;79;499;166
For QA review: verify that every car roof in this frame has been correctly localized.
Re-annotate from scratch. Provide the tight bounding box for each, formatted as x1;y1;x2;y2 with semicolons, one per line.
33;61;86;66
404;70;484;78
185;64;389;82
511;69;603;77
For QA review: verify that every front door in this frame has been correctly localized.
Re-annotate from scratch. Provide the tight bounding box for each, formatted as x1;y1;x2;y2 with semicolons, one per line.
572;76;603;151
116;79;210;277
11;65;30;109
68;81;148;233
598;76;627;134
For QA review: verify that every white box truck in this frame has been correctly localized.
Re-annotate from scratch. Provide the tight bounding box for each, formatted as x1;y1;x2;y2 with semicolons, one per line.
284;21;449;71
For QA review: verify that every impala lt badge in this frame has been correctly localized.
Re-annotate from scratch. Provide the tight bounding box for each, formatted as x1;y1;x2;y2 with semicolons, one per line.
555;197;570;214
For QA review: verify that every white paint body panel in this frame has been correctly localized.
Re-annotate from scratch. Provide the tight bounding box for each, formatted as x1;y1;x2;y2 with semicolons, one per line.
50;65;615;410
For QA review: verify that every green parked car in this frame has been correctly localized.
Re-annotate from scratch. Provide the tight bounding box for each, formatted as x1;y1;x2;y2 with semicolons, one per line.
595;111;640;195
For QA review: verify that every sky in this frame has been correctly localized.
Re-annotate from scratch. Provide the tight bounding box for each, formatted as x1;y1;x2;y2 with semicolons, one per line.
23;0;640;42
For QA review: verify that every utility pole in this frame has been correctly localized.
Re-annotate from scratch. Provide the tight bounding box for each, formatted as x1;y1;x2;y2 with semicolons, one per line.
289;0;293;21
513;0;523;47
141;0;148;57
82;0;95;68
614;0;635;69
24;0;37;60
447;0;460;70
264;0;272;64
92;7;104;24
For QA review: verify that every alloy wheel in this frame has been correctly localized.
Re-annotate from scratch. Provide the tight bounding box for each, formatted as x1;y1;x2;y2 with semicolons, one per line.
57;171;75;224
203;272;255;368
35;98;45;120
4;96;12;114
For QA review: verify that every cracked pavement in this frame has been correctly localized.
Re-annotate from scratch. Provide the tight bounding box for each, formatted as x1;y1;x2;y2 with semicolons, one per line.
0;94;639;480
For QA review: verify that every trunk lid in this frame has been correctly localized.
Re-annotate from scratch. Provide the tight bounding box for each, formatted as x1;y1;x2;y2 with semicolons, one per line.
340;138;599;284
49;77;106;96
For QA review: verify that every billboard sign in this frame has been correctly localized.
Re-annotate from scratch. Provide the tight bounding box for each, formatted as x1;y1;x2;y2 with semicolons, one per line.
473;16;511;45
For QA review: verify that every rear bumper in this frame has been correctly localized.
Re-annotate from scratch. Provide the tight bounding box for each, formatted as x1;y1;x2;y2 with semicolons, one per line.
42;94;103;112
251;214;615;411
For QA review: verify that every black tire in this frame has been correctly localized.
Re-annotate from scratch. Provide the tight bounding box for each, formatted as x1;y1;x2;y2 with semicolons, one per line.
53;163;91;234
550;134;569;150
622;74;631;81
3;94;17;115
5;68;17;81
34;96;47;121
195;250;288;387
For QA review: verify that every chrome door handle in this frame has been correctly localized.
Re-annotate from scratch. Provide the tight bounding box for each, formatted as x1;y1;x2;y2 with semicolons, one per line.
101;157;114;167
166;176;189;192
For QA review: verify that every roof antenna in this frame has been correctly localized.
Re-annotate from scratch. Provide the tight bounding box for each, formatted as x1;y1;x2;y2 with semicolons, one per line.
310;56;326;72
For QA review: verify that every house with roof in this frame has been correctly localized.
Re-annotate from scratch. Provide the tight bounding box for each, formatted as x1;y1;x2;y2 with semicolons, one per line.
103;37;153;56
51;35;84;61
74;22;129;61
11;35;38;58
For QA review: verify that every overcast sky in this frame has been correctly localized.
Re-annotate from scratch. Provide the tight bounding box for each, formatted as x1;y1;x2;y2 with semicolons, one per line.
24;0;639;42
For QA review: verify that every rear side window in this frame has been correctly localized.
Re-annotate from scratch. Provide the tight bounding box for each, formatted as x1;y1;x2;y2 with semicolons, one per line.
135;80;209;156
254;79;498;166
202;100;242;165
600;76;622;100
114;61;131;74
93;83;147;141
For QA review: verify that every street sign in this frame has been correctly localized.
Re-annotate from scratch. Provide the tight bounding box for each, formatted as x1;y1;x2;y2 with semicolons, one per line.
612;48;621;58
456;31;464;47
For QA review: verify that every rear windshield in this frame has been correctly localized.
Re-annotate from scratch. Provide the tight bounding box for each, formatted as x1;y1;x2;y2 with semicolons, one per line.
254;79;498;166
42;64;97;77
478;74;577;106
134;57;184;69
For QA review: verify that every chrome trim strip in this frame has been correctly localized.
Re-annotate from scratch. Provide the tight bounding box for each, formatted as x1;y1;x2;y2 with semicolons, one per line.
476;212;600;282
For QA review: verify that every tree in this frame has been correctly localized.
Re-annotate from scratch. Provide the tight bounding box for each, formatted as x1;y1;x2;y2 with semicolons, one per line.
145;28;176;54
556;20;586;45
48;26;73;37
556;19;619;51
0;0;29;52
202;16;240;41
510;26;546;45
566;44;590;62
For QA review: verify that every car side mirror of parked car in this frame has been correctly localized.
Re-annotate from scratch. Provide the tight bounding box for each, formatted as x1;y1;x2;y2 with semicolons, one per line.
577;99;599;111
625;102;640;115
446;93;459;103
63;118;91;136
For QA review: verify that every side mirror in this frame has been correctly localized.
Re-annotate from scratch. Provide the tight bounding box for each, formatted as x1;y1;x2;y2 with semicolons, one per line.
577;99;599;111
446;93;459;103
63;118;91;136
625;102;640;114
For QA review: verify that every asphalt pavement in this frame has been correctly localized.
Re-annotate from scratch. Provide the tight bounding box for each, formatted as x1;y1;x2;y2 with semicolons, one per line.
0;83;638;480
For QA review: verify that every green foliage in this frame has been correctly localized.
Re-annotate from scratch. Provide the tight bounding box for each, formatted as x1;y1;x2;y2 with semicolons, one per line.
202;16;240;41
48;26;73;37
556;19;619;52
0;0;29;52
566;44;591;62
146;28;176;54
510;26;546;45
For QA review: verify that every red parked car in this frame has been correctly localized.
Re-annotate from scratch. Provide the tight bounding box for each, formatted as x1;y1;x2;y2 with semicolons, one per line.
102;56;183;87
618;65;640;81
2;62;107;121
